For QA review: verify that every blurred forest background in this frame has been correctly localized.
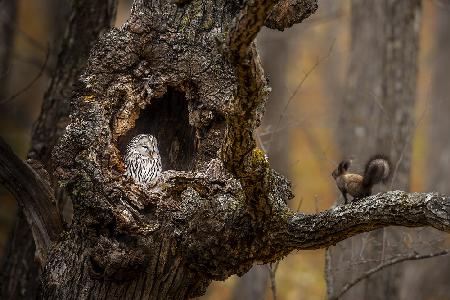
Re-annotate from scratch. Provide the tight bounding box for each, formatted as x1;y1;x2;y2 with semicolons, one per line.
1;0;449;299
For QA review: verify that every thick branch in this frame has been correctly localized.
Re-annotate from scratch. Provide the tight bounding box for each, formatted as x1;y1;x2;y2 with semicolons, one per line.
227;0;279;61
279;191;450;252
223;0;318;178
264;0;318;31
224;2;278;215
223;0;314;215
0;137;63;263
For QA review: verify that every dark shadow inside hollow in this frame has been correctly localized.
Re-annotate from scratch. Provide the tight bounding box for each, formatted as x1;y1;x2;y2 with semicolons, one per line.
118;88;196;171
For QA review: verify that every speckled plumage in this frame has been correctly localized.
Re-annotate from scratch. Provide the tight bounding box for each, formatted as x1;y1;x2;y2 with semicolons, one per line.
124;134;162;185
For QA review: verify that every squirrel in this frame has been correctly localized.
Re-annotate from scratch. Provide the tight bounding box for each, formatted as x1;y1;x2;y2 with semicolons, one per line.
332;154;392;204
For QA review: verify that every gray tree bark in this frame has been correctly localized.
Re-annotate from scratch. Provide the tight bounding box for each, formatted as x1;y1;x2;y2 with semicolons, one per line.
326;0;421;299
400;7;450;300
2;1;450;300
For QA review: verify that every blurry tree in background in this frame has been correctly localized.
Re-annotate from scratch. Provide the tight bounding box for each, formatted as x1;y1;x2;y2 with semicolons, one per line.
0;0;71;255
0;0;18;245
400;6;450;299
326;0;421;299
0;1;65;297
0;0;16;100
0;0;117;298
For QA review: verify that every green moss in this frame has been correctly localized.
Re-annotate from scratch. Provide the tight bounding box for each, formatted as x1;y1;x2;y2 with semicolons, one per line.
72;173;93;197
180;14;191;29
83;95;95;102
250;148;269;168
202;18;214;30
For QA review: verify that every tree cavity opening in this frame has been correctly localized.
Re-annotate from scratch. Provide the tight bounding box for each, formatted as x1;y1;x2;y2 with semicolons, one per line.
118;88;196;171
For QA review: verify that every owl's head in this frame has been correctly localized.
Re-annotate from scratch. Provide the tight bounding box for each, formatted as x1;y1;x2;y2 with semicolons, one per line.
126;134;160;157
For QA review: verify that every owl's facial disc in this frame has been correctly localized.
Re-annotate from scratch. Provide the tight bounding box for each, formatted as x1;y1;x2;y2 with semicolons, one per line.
142;144;152;155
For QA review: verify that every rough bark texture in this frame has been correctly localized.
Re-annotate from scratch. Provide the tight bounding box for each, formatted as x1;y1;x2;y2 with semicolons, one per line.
326;0;421;299
0;1;118;299
40;0;450;298
2;1;450;300
265;0;317;31
41;1;302;297
400;8;450;299
0;212;39;300
231;27;294;299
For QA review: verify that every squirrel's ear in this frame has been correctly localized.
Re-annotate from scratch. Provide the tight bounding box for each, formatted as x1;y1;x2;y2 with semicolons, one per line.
338;159;351;173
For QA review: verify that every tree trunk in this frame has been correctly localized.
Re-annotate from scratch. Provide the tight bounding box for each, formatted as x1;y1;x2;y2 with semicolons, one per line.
3;1;450;300
326;0;421;299
400;7;450;299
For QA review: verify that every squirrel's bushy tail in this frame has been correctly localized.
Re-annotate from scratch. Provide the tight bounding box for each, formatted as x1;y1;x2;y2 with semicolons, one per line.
362;154;392;188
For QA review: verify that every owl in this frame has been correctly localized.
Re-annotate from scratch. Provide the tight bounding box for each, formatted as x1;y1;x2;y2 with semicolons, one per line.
124;134;162;185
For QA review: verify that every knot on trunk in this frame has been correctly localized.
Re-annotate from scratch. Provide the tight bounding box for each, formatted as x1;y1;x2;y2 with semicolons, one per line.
89;236;147;281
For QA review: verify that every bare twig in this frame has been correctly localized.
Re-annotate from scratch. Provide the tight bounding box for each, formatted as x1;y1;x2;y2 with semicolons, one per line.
0;45;49;104
267;261;281;300
0;16;48;53
269;39;335;152
12;53;51;74
331;250;450;300
389;79;431;189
